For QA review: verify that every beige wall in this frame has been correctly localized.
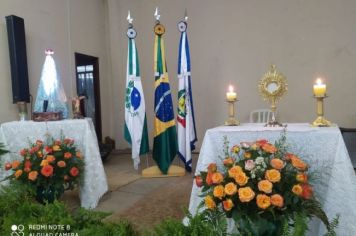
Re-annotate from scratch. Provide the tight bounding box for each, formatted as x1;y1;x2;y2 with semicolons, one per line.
0;0;112;139
68;0;112;140
108;0;356;150
1;0;356;151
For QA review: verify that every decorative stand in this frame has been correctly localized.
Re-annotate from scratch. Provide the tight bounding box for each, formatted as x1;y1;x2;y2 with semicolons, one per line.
142;165;186;178
225;98;240;126
265;99;283;127
312;95;331;127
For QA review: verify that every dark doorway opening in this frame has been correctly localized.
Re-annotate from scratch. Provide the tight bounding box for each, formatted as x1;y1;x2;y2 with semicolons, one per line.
75;53;102;141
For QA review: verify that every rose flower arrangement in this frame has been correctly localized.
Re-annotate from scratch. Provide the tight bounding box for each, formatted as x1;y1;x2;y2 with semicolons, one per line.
195;137;337;235
4;137;84;203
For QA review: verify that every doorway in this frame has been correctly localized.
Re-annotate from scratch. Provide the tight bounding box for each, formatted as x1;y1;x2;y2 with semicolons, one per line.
75;53;102;141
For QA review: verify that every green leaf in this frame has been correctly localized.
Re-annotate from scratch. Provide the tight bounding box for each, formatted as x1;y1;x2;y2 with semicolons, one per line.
303;199;330;229
324;215;339;236
0;143;9;156
128;81;134;88
292;212;308;236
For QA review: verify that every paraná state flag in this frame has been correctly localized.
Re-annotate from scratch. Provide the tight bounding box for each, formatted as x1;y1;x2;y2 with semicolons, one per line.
177;23;197;172
124;37;149;169
153;28;178;174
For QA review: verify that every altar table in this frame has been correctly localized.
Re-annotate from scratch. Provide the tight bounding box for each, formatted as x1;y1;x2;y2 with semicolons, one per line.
188;123;356;235
0;118;108;209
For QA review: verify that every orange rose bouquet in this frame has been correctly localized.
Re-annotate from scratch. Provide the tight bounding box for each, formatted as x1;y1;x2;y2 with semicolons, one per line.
3;136;84;203
195;136;337;235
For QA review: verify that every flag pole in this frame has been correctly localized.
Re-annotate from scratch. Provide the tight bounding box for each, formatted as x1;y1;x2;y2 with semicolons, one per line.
125;11;150;171
142;7;185;178
176;9;188;169
177;8;197;173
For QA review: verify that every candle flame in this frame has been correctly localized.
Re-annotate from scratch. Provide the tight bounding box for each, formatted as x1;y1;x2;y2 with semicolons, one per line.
229;85;233;93
316;78;323;85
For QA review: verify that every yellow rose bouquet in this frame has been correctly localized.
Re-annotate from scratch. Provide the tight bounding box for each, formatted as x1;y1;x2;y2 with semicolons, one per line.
3;136;84;203
195;136;338;235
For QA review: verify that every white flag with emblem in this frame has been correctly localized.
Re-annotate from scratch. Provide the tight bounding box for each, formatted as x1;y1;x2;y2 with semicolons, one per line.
124;38;149;169
177;22;197;172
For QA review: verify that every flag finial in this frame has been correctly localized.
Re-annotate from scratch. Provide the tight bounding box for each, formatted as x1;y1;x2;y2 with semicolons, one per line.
127;10;133;24
184;8;188;21
154;7;160;21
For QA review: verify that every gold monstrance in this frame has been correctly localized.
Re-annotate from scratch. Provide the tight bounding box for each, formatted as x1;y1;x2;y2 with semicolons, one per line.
258;65;287;127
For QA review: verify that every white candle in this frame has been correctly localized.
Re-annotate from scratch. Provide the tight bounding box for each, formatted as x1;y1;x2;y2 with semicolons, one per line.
226;85;237;100
313;78;326;97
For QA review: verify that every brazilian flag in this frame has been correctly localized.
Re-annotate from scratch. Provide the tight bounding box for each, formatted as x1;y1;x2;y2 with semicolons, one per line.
153;24;178;174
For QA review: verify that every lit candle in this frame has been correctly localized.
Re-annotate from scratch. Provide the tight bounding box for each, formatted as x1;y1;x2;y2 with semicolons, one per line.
226;85;237;101
313;78;326;97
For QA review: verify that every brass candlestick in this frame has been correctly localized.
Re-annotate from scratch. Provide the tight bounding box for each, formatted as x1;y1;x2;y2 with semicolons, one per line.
225;98;240;126
312;95;331;127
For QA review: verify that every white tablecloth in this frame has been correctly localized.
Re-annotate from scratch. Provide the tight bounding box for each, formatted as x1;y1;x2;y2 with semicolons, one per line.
0;118;108;209
188;123;356;235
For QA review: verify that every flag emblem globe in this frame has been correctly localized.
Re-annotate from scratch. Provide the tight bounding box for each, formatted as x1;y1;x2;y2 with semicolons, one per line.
155;83;174;122
130;87;141;110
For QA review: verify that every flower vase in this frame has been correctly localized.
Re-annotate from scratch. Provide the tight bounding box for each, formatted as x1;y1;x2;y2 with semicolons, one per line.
36;186;64;204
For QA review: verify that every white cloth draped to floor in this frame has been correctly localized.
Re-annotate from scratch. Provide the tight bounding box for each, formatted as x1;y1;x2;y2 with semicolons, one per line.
188;123;356;236
0;118;108;209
